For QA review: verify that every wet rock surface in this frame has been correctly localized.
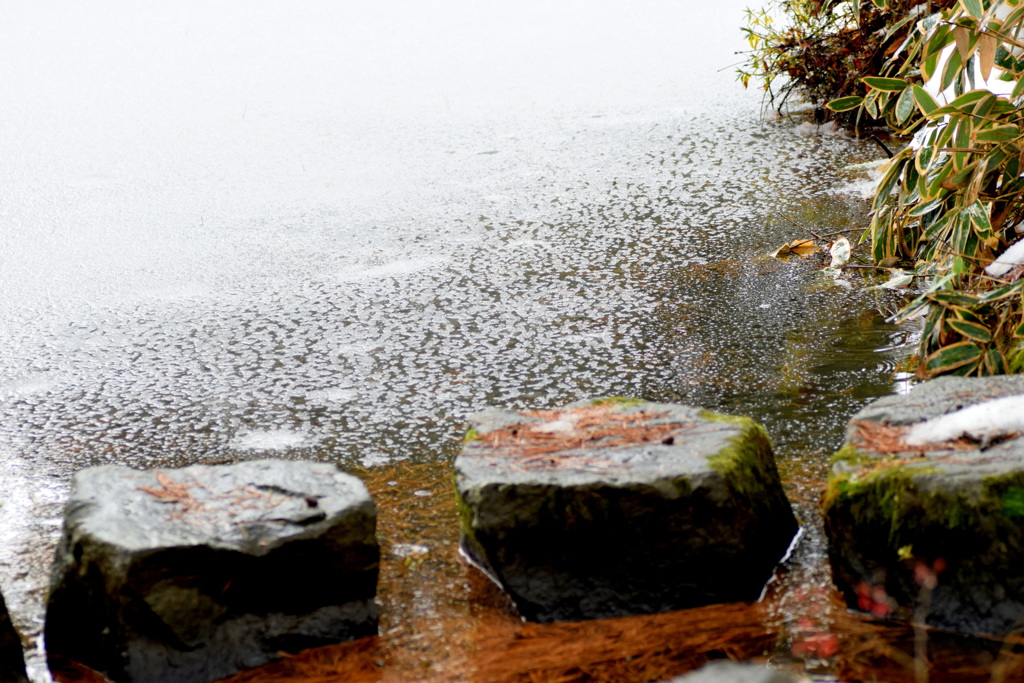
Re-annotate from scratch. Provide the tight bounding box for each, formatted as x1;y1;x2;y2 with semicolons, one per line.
455;400;798;623
0;587;27;683
44;460;378;683
824;376;1024;635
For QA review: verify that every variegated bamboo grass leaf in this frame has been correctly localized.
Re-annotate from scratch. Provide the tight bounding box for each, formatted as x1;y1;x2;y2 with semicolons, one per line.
826;96;865;112
744;0;1024;377
962;0;984;21
864;76;911;92
986;347;1010;373
921;341;984;377
913;86;941;117
947;318;994;342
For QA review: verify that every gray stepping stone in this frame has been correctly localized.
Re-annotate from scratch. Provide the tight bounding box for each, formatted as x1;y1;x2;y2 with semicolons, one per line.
45;460;378;683
824;376;1024;635
456;399;798;623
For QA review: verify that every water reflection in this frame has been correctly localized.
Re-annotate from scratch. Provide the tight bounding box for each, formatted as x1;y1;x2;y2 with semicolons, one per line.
214;461;777;683
203;446;1024;683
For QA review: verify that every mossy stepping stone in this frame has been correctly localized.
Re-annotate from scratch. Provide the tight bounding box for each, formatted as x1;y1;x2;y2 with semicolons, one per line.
824;376;1024;635
455;399;798;623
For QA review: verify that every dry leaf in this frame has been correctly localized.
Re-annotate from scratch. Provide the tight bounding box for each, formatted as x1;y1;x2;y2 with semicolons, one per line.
980;33;997;82
954;26;972;65
771;239;820;260
789;238;820;256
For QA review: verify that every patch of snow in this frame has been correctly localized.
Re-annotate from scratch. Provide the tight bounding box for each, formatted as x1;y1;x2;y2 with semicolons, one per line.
904;394;1024;446
875;270;914;289
392;543;430;557
335;258;443;283
531;417;579;435
230;429;311;450
0;376;57;398
359;450;390;468
985;239;1024;278
793;121;841;136
842;159;889;173
833;176;880;199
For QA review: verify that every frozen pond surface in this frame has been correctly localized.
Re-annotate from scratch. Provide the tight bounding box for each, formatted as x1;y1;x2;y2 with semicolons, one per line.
0;2;910;679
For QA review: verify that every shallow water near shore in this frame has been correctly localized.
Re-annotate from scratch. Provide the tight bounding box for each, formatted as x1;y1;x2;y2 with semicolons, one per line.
0;2;1009;681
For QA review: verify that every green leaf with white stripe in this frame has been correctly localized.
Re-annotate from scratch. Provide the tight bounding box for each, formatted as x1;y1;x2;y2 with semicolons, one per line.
863;76;910;92
913;86;940;117
826;96;864;112
985;348;1009;375
947;318;993;342
922;341;984;376
975;123;1020;142
962;0;983;20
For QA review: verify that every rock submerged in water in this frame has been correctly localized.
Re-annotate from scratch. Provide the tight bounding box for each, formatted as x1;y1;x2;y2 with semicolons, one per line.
45;460;379;683
455;399;798;623
824;376;1024;635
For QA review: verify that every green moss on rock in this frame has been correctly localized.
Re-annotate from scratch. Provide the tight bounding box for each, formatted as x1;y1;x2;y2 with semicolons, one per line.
702;414;783;500
590;396;644;407
698;409;751;426
455;401;798;622
824;380;1024;635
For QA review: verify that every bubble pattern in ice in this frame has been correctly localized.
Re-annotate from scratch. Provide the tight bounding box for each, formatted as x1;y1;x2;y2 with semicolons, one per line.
0;112;893;475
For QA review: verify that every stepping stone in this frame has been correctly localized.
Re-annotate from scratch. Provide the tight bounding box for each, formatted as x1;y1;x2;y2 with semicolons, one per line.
455;399;798;623
824;376;1024;635
45;460;379;683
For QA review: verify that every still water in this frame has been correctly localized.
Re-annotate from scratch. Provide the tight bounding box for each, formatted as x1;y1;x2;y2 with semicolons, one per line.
0;2;946;680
